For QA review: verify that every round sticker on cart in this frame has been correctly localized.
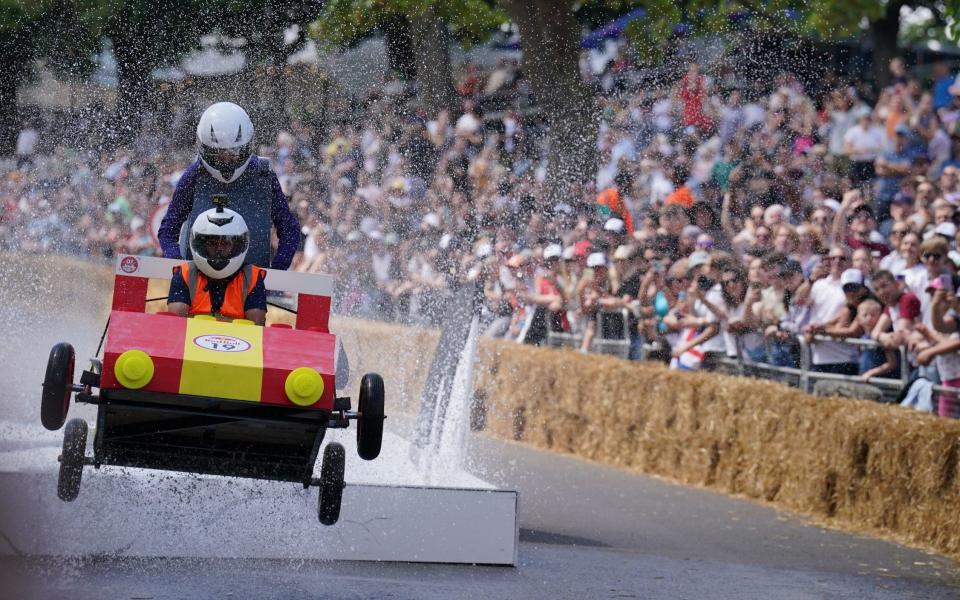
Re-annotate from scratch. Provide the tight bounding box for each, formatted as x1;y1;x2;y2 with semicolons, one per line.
119;256;139;274
193;334;251;353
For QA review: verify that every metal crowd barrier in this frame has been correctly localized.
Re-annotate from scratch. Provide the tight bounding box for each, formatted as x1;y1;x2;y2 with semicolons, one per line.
545;309;631;359
540;309;960;416
717;335;907;394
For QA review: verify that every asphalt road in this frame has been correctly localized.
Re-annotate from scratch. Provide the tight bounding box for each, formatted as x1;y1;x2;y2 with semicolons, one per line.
1;266;958;599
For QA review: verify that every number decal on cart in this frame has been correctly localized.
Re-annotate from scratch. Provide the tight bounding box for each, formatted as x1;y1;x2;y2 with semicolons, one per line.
192;334;251;353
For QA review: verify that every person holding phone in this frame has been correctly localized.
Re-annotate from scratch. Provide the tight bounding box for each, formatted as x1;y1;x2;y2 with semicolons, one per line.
668;252;726;370
917;235;951;326
918;277;960;417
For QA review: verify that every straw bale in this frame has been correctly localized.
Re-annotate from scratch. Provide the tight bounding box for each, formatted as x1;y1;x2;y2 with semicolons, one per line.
462;339;960;560
6;254;114;318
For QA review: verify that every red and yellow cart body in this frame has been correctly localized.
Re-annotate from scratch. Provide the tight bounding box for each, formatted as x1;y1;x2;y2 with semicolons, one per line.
91;255;342;484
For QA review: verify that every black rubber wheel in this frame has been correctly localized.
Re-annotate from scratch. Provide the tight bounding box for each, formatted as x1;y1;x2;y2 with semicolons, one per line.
57;418;87;502
42;343;75;431
356;373;385;461
318;442;345;526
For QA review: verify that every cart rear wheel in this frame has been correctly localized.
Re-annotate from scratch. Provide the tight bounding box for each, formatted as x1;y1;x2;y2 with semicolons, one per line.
58;418;87;502
356;373;384;461
42;343;75;431
318;442;345;525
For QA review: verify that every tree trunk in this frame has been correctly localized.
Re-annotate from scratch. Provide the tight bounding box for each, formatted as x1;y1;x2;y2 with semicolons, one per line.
111;31;156;148
383;16;416;80
0;61;23;156
111;48;152;145
410;8;457;116
871;1;903;89
502;0;598;205
0;32;33;156
262;46;289;144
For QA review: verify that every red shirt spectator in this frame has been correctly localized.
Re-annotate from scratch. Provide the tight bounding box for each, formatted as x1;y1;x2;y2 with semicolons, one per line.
677;64;712;131
884;289;921;322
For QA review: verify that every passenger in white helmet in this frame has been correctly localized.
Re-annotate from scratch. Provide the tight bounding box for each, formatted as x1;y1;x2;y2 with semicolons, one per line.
166;199;268;325
157;101;301;271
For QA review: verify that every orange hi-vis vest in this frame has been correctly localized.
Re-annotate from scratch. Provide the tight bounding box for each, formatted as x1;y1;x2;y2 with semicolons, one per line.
177;262;264;320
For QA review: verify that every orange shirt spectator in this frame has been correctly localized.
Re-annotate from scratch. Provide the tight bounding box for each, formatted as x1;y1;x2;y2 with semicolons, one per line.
596;187;635;233
665;185;694;209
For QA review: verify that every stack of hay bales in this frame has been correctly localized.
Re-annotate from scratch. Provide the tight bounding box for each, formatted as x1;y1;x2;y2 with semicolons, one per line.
473;340;960;559
10;254;114;317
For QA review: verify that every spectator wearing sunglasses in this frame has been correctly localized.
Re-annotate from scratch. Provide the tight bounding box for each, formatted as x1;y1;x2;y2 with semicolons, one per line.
916;236;951;321
918;277;960;417
815;247;851;286
695;233;714;252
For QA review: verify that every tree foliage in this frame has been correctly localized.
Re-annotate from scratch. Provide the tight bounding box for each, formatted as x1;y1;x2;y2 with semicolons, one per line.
0;0;105;151
217;0;325;66
594;0;954;85
945;0;960;41
1;0;102;78
309;0;505;51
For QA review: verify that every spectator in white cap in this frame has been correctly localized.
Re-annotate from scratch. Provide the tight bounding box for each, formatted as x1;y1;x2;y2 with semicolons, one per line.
603;217;625;234
518;243;570;345
422;212;441;230
586;251;607;268
475;241;494;258
686;250;710;280
840;267;867;294
803;249;860;375
932;221;958;242
543;243;563;261
603;217;627;248
576;250;616;353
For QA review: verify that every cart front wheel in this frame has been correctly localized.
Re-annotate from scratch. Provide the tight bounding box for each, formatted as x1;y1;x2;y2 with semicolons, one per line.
57;418;87;502
42;343;75;431
356;373;385;461
318;442;345;525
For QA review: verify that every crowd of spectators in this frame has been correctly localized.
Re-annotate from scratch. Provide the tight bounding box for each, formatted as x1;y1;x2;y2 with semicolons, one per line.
6;48;960;417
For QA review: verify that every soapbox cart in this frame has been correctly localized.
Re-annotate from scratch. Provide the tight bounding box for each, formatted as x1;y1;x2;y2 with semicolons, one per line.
40;255;385;525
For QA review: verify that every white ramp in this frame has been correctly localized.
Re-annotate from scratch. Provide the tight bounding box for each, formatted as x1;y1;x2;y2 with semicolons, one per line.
0;423;519;565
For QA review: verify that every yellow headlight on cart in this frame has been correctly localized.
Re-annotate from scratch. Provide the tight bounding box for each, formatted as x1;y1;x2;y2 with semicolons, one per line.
114;350;155;389
284;367;324;406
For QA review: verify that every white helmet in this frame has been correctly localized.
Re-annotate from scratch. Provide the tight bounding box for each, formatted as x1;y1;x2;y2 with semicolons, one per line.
196;102;254;183
189;203;249;279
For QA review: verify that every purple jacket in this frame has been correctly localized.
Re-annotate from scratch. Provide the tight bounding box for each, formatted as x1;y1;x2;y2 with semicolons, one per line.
158;157;300;270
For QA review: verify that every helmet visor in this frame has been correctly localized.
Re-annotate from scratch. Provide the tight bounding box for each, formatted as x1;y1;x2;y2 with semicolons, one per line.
191;232;249;270
200;143;252;177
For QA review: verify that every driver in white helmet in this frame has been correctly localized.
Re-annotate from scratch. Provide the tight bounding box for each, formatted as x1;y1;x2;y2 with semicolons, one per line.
166;198;268;325
158;101;300;271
